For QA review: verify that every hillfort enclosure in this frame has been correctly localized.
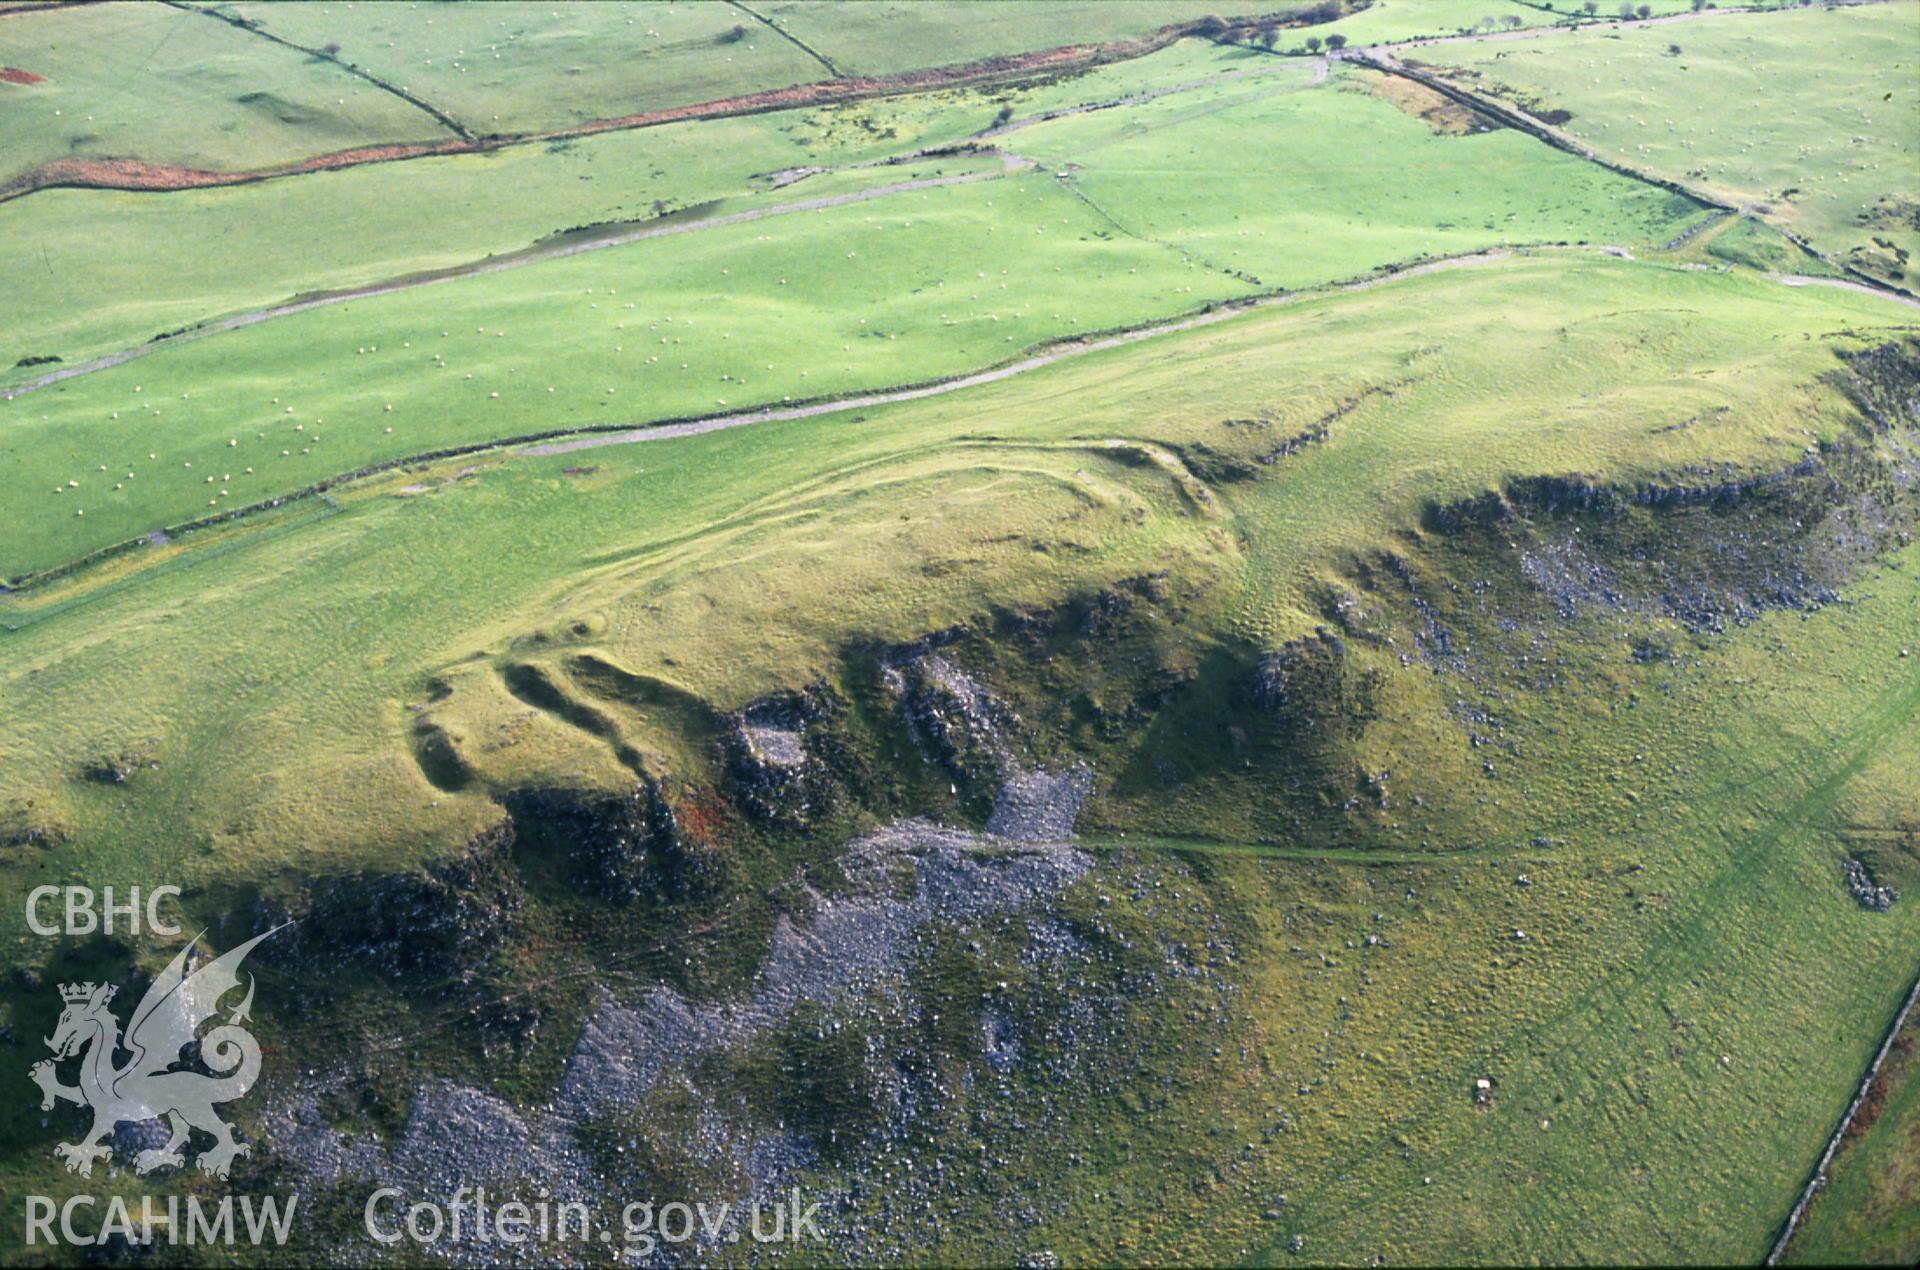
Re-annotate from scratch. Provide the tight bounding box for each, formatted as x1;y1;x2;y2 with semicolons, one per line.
2;2;1916;1266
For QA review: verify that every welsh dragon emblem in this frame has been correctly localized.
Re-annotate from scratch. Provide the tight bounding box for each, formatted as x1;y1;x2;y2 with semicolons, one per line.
30;926;284;1179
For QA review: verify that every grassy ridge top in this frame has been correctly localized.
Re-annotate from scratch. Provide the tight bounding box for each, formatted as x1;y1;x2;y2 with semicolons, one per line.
1;257;1913;1265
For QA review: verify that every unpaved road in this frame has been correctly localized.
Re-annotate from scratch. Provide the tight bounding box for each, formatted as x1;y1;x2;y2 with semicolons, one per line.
514;247;1913;461
1771;273;1920;311
522;249;1523;457
5;154;1031;400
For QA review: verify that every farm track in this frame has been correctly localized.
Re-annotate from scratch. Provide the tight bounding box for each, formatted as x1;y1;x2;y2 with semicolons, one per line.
12;237;1911;595
3;152;1036;399
0;56;1328;400
1771;274;1920;312
517;249;1525;458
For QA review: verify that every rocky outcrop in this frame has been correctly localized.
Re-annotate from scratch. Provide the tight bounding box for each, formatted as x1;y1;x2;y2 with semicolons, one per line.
1845;856;1900;911
725;686;836;826
985;764;1093;842
285;818;520;988
1244;628;1378;732
505;776;717;903
885;647;1024;784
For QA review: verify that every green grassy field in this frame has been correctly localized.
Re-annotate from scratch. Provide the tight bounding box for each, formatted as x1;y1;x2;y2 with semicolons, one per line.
1292;0;1705;50
210;0;828;134
2;5;1916;1264
1006;59;1706;286
0;38;1296;374
1;53;1711;580
206;0;1322;135
1786;1007;1920;1265
0;0;453;185
1419;1;1920;287
752;0;1245;75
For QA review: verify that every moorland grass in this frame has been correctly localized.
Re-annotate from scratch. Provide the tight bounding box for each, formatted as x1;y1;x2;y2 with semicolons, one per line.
0;0;454;185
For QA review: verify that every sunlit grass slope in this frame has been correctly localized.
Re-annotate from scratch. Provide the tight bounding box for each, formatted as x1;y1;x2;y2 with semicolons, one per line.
0;253;1900;899
0;0;453;185
0;37;1284;373
2;59;1708;578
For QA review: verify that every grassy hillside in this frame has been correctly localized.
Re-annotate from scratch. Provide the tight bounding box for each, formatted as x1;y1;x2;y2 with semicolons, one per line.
1785;1007;1920;1265
211;0;829;135
1;55;1711;579
1005;59;1703;286
1417;1;1920;287
1;5;1916;1265
0;0;455;185
2;256;1915;1264
0;38;1303;373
